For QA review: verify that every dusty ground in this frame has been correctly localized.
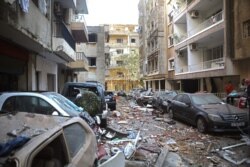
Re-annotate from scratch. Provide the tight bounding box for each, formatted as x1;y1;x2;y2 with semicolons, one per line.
101;96;250;167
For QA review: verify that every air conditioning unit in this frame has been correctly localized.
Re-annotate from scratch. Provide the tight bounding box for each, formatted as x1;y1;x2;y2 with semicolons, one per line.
190;43;197;50
191;10;199;18
54;2;62;16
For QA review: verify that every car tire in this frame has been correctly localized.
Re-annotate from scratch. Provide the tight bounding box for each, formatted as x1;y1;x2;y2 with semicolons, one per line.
196;117;207;133
168;108;174;119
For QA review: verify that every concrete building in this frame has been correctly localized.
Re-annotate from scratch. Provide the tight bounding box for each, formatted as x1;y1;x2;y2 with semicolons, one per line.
77;26;108;85
139;0;250;95
105;24;141;92
138;0;168;91
0;0;89;92
232;0;250;81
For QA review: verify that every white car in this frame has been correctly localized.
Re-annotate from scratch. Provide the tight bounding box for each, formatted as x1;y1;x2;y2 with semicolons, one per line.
0;112;97;167
0;92;82;117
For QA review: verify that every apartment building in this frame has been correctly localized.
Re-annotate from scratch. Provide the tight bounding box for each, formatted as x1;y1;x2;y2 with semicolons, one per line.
105;24;141;92
232;0;250;80
0;0;89;92
138;0;250;94
166;0;250;94
77;26;108;85
138;0;168;91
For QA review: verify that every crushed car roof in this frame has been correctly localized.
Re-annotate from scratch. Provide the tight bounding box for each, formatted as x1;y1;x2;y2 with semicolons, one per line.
0;112;71;158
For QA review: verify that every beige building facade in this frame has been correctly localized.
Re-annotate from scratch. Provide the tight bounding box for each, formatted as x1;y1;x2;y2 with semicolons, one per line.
105;24;141;92
77;26;108;85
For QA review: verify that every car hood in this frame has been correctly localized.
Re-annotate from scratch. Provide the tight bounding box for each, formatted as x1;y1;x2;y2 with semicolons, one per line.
198;103;247;115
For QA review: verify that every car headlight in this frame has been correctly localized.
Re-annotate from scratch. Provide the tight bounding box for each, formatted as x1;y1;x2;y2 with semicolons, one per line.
208;114;222;122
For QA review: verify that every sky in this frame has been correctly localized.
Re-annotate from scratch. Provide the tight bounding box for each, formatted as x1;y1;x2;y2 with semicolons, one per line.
85;0;140;26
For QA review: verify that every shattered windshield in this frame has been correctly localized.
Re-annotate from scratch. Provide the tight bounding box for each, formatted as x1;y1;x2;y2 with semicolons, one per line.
191;94;222;105
44;93;81;116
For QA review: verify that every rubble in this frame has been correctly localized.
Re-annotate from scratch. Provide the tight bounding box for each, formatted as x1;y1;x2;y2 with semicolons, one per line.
98;96;250;167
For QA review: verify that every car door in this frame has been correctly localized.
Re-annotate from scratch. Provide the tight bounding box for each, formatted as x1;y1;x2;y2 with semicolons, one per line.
181;95;195;123
171;94;185;119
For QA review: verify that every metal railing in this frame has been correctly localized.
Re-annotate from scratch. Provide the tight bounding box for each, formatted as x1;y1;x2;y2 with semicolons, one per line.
53;21;75;50
76;52;88;64
188;11;223;37
176;57;224;74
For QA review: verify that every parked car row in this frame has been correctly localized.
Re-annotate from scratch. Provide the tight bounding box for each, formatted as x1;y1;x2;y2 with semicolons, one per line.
127;88;249;134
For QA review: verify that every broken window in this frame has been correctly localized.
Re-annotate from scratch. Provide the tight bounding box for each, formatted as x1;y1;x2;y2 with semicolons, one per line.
88;57;96;66
243;19;250;38
117;38;123;43
64;123;86;157
88;33;98;43
116;49;124;54
131;38;136;43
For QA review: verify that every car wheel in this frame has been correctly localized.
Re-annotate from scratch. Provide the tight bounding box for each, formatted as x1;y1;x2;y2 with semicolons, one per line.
168;108;174;119
196;117;207;133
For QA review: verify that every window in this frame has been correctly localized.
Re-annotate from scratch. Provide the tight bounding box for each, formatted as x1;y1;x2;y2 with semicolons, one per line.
243;20;250;38
168;12;173;23
32;0;49;17
64;123;86;157
117;39;123;43
168;35;174;46
131;38;136;43
31;135;68;167
2;96;55;115
169;59;175;70
116;49;124;54
88;57;96;66
116;61;123;66
117;72;124;77
88;33;97;43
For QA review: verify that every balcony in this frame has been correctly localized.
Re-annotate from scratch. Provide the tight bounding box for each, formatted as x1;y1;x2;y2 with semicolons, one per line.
54;0;76;9
70;14;88;43
175;58;224;74
53;21;76;62
188;11;223;37
67;52;89;71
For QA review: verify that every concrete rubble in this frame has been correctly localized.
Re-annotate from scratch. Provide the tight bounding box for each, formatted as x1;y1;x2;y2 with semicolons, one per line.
97;96;250;167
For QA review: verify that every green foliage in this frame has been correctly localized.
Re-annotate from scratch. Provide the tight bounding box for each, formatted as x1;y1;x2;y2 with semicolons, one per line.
74;90;101;116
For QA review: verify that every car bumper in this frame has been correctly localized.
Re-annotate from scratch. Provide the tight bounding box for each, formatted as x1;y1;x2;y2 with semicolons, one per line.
207;121;249;132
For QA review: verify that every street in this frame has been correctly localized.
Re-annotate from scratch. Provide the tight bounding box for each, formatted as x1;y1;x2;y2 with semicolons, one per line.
103;96;250;167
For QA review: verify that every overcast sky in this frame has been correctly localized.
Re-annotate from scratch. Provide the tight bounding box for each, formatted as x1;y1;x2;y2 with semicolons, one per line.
85;0;140;26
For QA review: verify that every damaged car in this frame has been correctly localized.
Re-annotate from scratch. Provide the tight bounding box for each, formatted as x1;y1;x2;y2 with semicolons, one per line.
152;90;178;113
0;112;97;167
168;93;249;133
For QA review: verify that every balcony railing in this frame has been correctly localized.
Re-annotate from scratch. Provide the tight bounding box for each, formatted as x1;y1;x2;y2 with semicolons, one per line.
188;11;223;37
176;58;224;74
76;52;88;64
174;34;187;44
172;3;187;16
72;14;87;31
53;21;75;50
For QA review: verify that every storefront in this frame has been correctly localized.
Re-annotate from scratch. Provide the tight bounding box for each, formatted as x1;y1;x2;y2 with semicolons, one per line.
0;40;28;91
